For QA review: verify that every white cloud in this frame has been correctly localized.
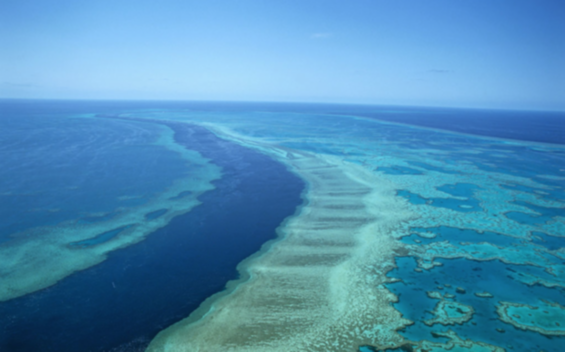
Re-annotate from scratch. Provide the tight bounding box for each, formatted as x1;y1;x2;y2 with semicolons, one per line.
310;32;332;39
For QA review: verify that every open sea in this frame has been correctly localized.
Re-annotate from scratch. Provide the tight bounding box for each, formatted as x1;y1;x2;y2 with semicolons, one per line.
1;100;564;352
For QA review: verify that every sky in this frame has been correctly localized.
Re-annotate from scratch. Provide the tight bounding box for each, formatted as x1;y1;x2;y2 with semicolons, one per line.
1;0;564;110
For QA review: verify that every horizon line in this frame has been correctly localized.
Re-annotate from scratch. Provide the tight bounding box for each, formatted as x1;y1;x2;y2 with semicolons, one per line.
0;97;564;114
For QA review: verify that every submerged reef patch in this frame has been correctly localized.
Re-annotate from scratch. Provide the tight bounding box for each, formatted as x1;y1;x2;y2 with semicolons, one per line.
362;330;505;352
386;256;565;351
475;291;494;298
423;291;474;326
497;300;565;336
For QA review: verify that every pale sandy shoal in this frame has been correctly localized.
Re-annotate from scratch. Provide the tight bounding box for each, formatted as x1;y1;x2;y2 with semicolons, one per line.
147;126;417;352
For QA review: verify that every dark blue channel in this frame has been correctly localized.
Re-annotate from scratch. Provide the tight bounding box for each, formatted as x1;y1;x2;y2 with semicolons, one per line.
532;232;565;251
406;161;460;174
402;226;523;247
169;191;192;200
396;188;481;212
505;200;565;227
144;209;168;220
376;166;422;175
69;225;133;248
0;120;305;352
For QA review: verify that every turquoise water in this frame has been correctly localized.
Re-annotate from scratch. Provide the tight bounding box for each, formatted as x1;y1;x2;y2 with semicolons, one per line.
134;104;564;350
1;100;564;351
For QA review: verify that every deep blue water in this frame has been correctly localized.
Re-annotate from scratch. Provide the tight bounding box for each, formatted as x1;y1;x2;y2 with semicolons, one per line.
3;100;564;144
0;115;304;352
348;106;565;145
0;103;191;242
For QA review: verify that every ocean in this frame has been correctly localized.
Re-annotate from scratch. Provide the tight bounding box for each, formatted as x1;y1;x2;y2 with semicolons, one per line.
0;100;564;352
